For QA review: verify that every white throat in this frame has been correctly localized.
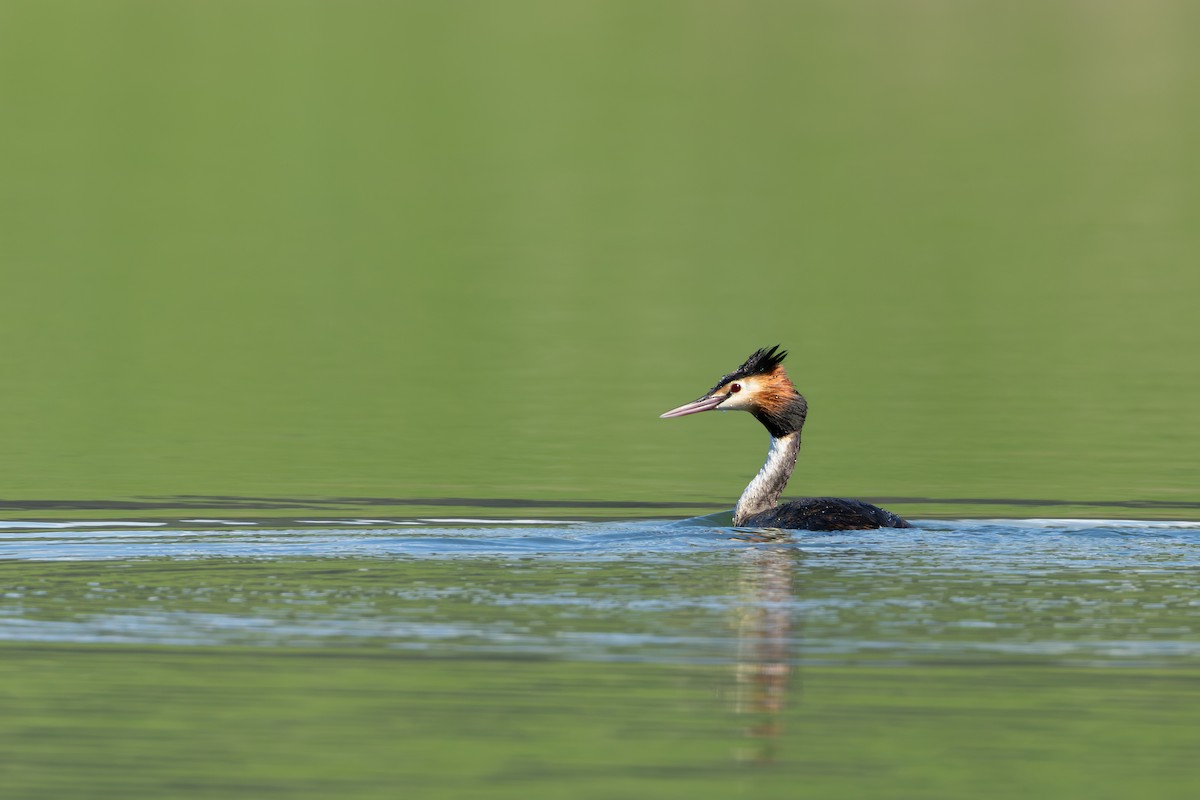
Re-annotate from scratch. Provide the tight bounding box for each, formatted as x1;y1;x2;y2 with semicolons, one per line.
733;433;801;525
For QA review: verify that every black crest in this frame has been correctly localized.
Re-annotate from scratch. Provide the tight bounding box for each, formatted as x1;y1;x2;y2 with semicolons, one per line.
706;345;788;394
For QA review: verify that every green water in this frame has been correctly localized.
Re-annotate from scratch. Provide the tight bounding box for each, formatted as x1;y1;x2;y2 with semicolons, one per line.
3;2;1200;797
2;0;1198;517
5;648;1199;800
4;540;1200;799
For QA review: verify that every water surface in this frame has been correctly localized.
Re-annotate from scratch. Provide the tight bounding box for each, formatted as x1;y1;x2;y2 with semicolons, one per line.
3;516;1200;798
2;0;1198;512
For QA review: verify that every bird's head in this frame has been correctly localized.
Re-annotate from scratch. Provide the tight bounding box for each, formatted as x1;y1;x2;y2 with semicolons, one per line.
659;345;808;437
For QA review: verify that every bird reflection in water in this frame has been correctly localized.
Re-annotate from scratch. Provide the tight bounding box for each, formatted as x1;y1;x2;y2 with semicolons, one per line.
731;532;799;766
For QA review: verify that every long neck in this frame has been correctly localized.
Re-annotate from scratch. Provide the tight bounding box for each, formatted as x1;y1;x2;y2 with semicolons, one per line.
733;432;800;525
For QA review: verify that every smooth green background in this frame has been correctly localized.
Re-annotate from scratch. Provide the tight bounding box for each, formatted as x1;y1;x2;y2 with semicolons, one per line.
2;1;1198;519
4;6;1200;798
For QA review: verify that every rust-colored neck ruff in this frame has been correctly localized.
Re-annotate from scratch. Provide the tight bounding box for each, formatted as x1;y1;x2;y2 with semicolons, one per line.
750;367;808;438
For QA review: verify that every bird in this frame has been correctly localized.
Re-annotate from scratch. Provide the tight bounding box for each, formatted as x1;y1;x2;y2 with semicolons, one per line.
660;345;911;531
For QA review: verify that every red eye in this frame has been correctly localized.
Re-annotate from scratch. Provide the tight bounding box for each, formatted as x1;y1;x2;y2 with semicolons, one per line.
730;383;742;393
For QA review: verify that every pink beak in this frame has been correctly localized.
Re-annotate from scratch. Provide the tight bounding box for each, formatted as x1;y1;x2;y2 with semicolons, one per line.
660;394;725;418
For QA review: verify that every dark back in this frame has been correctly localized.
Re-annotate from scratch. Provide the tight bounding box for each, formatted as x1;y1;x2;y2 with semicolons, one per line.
742;497;911;531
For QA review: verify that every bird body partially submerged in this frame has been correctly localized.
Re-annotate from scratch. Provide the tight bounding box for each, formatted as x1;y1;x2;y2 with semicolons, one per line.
661;346;910;532
741;497;909;531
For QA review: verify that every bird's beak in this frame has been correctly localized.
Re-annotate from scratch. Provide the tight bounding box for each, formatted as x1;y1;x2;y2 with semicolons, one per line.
660;393;726;418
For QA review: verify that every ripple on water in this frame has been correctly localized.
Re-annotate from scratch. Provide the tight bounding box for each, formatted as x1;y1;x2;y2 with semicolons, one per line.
1;516;1199;666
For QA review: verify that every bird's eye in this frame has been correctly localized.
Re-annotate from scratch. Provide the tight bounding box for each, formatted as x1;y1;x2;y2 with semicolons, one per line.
729;383;742;393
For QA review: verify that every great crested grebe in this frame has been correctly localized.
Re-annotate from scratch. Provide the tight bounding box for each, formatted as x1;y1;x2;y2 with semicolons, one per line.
661;346;910;531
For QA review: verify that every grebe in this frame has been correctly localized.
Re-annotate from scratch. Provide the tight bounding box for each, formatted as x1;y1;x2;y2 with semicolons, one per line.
660;346;910;531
